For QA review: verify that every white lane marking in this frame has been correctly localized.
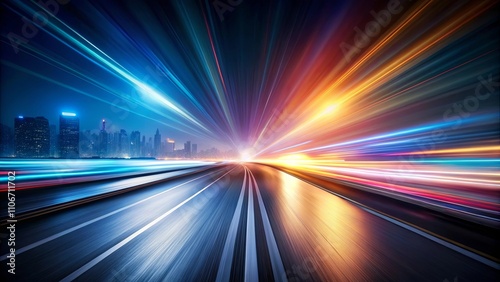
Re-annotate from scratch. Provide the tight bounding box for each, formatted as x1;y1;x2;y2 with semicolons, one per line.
249;169;287;282
245;167;258;282
0;168;229;261
282;170;500;270
216;168;247;282
61;168;235;282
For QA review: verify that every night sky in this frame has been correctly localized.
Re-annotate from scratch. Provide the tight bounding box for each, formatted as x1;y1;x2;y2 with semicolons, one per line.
1;0;499;156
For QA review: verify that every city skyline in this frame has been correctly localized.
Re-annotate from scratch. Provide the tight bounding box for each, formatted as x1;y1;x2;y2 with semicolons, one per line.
0;111;220;159
1;111;209;150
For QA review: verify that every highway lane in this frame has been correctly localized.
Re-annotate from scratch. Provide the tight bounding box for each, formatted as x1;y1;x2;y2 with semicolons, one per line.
1;163;498;281
1;163;223;218
248;164;499;281
1;164;236;280
263;163;500;261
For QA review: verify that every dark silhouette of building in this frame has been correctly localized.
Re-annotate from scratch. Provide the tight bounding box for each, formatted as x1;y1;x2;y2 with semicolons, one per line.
184;141;191;158
110;131;120;157
98;119;108;157
59;112;80;158
154;129;161;157
192;144;197;157
118;129;129;157
130;131;141;157
147;137;153;157
15;116;50;158
80;130;95;157
0;123;14;157
49;124;57;157
166;138;175;155
141;136;146;157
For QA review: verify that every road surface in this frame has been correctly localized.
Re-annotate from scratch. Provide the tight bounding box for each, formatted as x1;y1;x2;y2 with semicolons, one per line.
1;163;498;281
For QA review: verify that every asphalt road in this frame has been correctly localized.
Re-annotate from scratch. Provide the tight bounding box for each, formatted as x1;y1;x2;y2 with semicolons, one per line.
1;163;498;281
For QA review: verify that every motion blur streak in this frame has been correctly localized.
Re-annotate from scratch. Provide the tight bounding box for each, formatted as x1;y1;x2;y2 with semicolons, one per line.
2;162;498;281
60;167;235;282
0;159;214;191
244;167;258;282
1;0;499;280
216;169;247;282
248;168;287;281
0;167;224;257
2;0;499;210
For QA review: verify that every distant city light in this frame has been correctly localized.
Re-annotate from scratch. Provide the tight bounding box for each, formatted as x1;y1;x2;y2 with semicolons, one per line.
62;112;76;117
18;116;23;119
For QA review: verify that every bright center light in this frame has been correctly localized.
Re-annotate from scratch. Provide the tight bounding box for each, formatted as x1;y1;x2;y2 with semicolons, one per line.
240;149;255;162
323;103;338;115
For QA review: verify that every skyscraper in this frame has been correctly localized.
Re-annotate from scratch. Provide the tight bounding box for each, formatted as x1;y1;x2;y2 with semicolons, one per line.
119;129;129;157
166;138;175;155
184;141;191;158
141;135;146;157
192;144;197;157
130;131;141;157
0;123;14;157
15;116;50;158
154;129;161;157
79;130;92;157
59;112;79;158
111;131;120;157
147;137;153;157
49;124;57;157
98;119;108;157
91;132;99;156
